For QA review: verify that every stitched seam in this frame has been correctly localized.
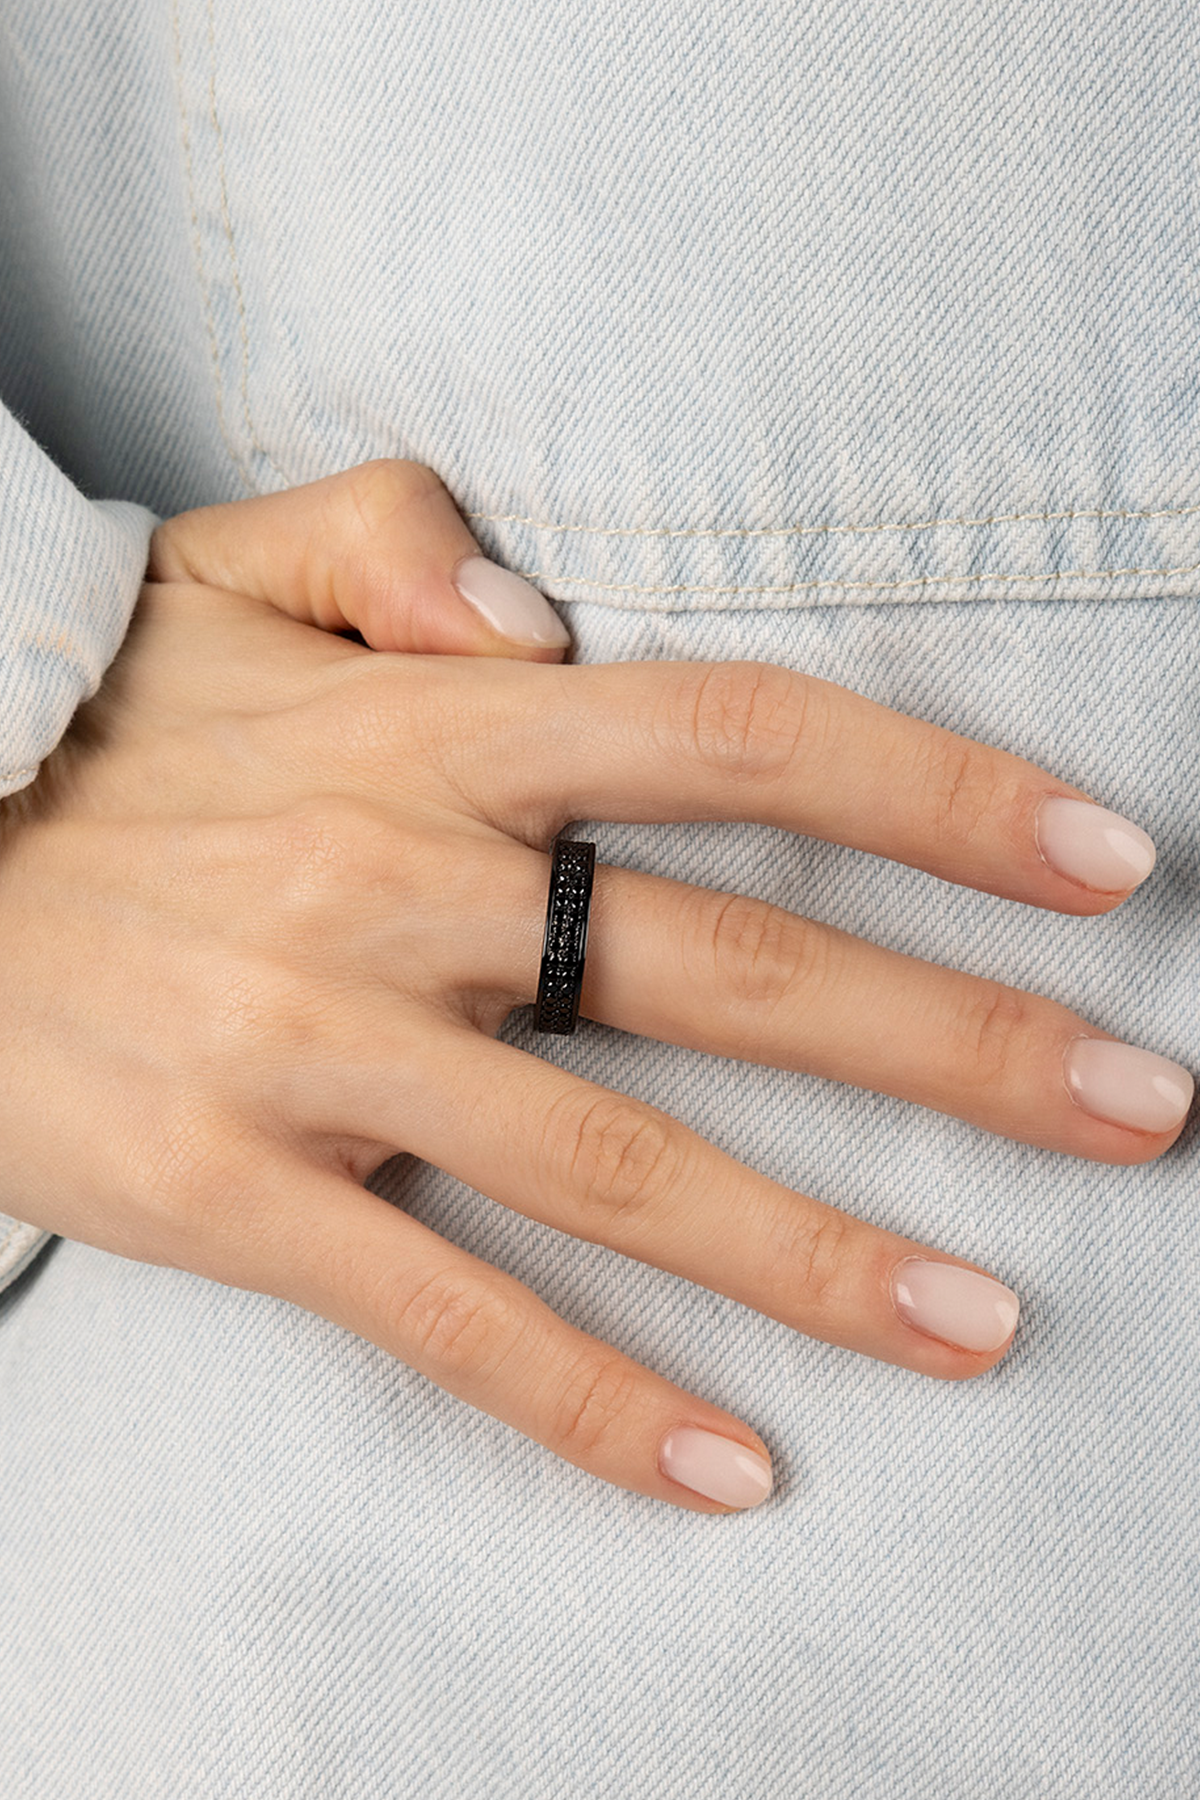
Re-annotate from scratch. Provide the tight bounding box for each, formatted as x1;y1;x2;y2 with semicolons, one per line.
469;498;1200;541
0;765;38;784
205;0;290;485
171;0;255;494
520;558;1200;596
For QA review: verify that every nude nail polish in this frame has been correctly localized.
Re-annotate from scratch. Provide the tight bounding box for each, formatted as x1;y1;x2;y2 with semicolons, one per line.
1035;796;1156;891
1063;1037;1194;1133
658;1427;774;1508
452;555;570;647
891;1259;1020;1353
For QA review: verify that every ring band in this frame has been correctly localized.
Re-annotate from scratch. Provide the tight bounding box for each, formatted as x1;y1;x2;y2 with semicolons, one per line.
533;834;596;1034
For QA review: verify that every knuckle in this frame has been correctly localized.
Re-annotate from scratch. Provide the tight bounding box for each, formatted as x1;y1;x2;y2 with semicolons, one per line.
955;982;1031;1093
919;733;993;851
116;1097;254;1253
267;796;393;899
771;1202;852;1324
552;1093;683;1232
316;657;455;783
548;1353;642;1460
391;1271;518;1384
675;661;810;782
209;959;342;1073
334;457;444;541
701;889;828;1014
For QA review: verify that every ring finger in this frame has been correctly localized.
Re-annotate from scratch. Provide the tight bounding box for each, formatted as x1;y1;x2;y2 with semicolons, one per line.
469;847;1194;1162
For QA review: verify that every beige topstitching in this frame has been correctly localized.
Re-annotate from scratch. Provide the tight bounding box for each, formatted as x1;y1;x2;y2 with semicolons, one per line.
172;12;1200;584
519;557;1200;599
470;497;1200;540
171;0;255;494
204;0;290;488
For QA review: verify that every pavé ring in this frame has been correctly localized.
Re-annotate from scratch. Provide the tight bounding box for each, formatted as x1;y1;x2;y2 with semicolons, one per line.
533;834;596;1035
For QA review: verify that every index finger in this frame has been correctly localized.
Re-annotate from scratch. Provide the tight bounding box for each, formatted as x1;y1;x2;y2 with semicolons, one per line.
452;659;1156;914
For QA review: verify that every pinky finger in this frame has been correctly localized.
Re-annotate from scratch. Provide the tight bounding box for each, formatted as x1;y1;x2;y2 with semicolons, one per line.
239;1160;775;1514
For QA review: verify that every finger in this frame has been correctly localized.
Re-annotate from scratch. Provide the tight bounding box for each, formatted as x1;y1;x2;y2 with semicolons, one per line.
408;839;1193;1162
231;1159;777;1513
319;1021;1022;1383
446;658;1158;913
148;460;570;659
574;866;1195;1160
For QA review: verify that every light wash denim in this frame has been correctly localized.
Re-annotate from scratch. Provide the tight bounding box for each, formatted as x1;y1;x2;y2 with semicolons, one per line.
0;404;152;799
1;1;1198;1795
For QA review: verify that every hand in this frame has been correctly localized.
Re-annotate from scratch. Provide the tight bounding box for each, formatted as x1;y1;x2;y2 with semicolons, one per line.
1;462;1190;1513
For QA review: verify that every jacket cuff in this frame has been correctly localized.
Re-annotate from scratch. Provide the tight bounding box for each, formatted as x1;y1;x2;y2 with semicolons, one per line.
0;402;156;797
0;1217;54;1296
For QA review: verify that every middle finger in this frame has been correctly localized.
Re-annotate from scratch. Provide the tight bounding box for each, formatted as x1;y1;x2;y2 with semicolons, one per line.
432;656;1158;916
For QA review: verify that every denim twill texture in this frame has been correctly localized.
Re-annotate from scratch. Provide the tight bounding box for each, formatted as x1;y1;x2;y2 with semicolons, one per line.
1;1;1199;610
3;596;1198;1800
0;0;1198;1795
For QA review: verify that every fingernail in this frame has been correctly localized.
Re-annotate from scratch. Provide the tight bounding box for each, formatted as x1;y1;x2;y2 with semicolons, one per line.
891;1259;1020;1353
1035;796;1156;891
658;1427;774;1508
1063;1037;1194;1133
452;556;570;647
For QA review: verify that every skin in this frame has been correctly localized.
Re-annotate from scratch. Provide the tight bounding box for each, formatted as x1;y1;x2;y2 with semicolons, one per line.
0;461;1183;1513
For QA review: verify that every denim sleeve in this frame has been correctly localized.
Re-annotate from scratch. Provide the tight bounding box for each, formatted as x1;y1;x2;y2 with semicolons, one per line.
0;399;155;797
0;400;155;1290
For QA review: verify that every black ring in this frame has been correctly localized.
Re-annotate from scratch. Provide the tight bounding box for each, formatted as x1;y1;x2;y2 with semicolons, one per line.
533;835;596;1034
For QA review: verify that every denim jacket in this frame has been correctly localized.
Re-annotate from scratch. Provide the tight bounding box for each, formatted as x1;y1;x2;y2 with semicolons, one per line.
1;5;1198;1794
6;0;1194;1285
3;3;1198;675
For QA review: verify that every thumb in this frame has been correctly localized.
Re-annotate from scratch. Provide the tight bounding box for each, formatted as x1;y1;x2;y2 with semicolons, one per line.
147;459;571;659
